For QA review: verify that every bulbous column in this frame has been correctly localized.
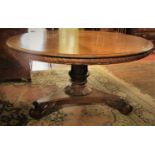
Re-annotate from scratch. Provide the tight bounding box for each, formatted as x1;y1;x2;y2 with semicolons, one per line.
65;65;92;96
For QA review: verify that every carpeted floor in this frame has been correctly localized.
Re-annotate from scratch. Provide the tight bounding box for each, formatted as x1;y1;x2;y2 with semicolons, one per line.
106;53;155;99
0;63;155;126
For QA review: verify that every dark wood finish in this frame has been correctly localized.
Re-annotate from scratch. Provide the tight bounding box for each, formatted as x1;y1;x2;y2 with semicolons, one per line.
7;29;154;119
30;89;133;119
29;65;132;119
65;65;91;96
0;28;31;82
30;65;133;119
10;48;151;65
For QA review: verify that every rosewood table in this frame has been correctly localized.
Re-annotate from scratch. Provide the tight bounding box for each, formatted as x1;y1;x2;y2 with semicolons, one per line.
7;29;154;119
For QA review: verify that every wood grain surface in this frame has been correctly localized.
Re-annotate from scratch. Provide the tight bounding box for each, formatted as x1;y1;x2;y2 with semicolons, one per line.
7;29;154;59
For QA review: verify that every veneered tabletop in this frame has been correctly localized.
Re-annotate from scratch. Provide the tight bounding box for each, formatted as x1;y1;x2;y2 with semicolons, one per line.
7;29;154;65
6;29;154;117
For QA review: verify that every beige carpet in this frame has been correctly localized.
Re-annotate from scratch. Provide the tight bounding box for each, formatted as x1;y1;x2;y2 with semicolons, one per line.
0;66;155;126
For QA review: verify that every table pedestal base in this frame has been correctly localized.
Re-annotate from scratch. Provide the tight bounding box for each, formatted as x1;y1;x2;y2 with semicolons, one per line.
29;65;133;119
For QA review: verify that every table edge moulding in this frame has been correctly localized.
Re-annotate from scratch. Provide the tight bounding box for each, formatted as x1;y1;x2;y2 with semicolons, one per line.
6;30;154;119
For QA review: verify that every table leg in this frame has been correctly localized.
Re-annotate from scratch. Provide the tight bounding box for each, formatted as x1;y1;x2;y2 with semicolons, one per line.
29;65;133;119
65;65;92;96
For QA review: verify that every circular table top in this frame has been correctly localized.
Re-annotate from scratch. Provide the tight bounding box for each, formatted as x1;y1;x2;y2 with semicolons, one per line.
7;30;154;65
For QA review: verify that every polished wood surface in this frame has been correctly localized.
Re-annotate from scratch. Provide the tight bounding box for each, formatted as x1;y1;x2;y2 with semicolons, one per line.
29;64;132;119
7;29;154;59
128;28;155;45
6;29;154;118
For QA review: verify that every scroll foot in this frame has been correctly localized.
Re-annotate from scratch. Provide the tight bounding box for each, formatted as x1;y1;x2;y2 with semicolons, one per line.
29;101;59;119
